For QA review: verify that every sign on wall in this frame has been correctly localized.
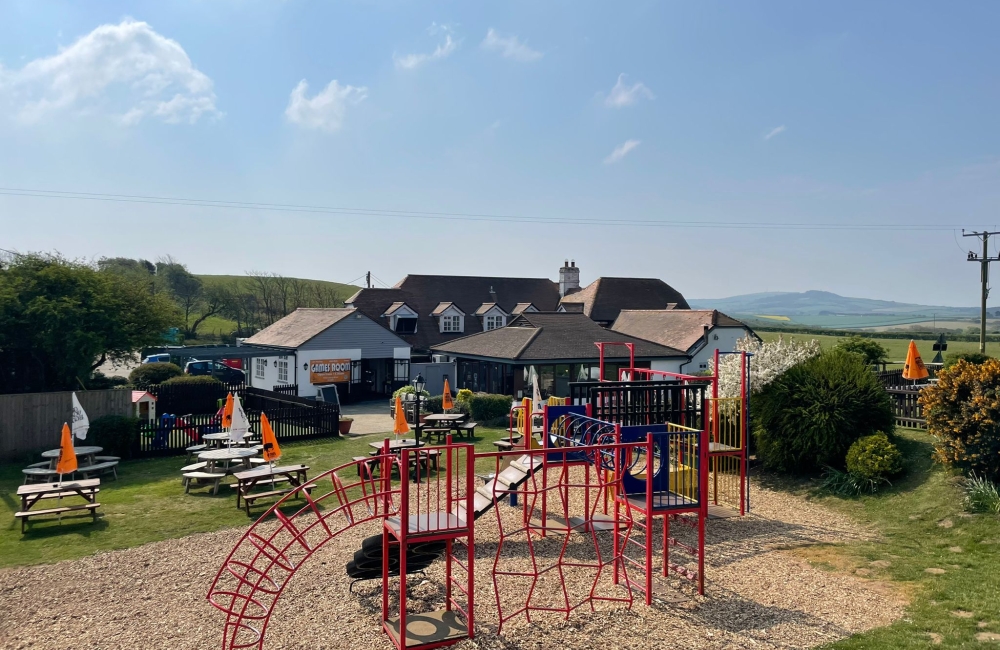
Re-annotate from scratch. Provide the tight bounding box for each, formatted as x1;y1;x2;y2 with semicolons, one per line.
309;359;351;384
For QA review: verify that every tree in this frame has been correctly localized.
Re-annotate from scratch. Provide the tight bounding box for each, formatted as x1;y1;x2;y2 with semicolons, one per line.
0;253;179;393
834;335;888;367
158;257;205;338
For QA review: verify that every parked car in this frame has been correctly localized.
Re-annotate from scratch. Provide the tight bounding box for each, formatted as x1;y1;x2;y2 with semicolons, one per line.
142;353;172;364
184;360;246;383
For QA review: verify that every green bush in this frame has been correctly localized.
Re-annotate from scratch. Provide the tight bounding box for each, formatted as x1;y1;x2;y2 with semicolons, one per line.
834;336;888;366
129;362;182;389
820;467;890;496
161;374;224;387
89;415;140;458
754;350;895;474
846;432;903;481
86;371;130;389
943;351;991;369
468;393;513;422
424;395;444;414
921;358;1000;481
456;388;473;403
393;385;430;399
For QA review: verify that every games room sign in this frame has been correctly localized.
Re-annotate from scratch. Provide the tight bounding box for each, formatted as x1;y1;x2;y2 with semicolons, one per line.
309;359;351;384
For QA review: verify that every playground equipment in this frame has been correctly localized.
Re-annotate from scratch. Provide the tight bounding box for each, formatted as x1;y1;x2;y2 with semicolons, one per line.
207;343;751;649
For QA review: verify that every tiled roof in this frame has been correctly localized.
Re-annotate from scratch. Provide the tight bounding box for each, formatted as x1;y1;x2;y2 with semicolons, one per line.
474;302;507;316
345;275;561;352
244;308;356;348
611;309;749;352
431;312;685;361
558;277;690;323
431;302;463;316
511;303;536;314
382;301;410;317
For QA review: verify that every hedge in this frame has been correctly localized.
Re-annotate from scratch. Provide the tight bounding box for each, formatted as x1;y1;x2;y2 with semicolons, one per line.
468;393;513;422
129;362;182;389
89;415;140;458
161;375;224;387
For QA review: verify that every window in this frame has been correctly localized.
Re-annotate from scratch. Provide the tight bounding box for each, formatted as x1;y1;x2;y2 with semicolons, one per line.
394;360;410;382
484;315;505;331
255;358;266;380
394;317;417;334
441;315;462;332
277;358;288;384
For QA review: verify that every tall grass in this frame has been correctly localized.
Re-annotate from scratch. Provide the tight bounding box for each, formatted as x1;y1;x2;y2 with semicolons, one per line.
963;472;1000;514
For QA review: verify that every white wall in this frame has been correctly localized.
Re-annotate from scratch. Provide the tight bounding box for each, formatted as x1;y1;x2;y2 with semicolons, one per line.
248;355;295;390
650;358;685;374
682;327;751;372
294;348;362;397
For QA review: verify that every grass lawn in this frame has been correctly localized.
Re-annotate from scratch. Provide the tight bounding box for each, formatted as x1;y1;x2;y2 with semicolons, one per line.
0;426;513;569
758;331;1000;365
773;428;1000;648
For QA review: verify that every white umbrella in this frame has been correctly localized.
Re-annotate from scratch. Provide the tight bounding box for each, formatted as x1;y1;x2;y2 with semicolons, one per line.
228;395;250;444
71;392;90;441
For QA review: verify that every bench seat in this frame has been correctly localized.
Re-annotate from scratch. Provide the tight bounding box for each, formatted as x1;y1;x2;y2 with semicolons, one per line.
183;471;227;495
22;468;59;484
77;461;118;480
15;502;100;533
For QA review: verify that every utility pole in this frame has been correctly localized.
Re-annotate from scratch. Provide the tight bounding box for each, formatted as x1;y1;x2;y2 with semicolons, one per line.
963;230;1000;354
366;271;371;288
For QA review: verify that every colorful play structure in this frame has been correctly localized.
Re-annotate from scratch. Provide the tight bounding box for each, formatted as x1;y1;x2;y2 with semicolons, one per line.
207;344;751;650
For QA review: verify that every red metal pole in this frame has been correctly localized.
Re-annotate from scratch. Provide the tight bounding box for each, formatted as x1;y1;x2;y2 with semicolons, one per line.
466;445;476;638
699;390;709;595
644;433;654;606
399;447;409;640
740;350;748;516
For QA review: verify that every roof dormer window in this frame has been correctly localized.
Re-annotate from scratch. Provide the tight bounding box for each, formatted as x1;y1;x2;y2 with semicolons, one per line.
383;302;418;334
441;315;462;332
484;314;505;331
432;302;466;334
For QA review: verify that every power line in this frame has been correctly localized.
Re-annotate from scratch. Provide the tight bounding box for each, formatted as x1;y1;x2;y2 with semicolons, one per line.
0;186;986;232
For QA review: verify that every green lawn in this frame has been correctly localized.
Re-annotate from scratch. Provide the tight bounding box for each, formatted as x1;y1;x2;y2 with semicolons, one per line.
786;429;1000;648
758;331;1000;365
0;426;512;568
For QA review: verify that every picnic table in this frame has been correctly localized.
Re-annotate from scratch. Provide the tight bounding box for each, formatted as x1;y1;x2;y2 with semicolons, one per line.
40;445;103;466
365;439;438;481
422;414;477;442
198;448;257;473
232;464;311;515
15;479;101;533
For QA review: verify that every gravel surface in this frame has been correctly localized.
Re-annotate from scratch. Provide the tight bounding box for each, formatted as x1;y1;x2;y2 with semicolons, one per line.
0;480;904;650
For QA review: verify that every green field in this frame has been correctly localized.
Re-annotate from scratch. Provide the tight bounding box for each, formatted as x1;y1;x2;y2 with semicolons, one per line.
758;331;999;365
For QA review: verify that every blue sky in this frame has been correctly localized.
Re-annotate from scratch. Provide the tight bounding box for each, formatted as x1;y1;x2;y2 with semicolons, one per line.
0;1;997;306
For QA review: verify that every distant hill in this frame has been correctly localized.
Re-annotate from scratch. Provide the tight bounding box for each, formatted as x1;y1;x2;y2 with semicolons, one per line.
197;274;358;299
690;290;994;319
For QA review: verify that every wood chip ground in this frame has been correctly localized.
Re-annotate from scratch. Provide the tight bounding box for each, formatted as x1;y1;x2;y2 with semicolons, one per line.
0;483;905;649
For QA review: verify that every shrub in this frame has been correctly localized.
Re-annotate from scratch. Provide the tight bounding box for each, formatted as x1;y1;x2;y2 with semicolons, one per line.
456;388;473;403
943;352;991;369
89;415;140;458
820;467;890;496
921;358;1000;481
468;393;514;422
161;375;224;387
754;350;895;474
393;385;430;399
963;473;1000;514
86;371;130;389
846;432;903;481
835;336;888;367
424;395;444;414
129;362;182;389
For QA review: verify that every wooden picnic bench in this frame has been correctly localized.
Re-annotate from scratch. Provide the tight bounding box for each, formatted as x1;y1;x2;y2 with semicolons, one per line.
233;464;311;515
183;471;228;495
77;460;119;480
15;479;101;533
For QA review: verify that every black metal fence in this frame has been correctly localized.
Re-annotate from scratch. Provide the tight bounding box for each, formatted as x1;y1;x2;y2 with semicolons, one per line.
135;386;338;457
272;384;299;397
569;380;707;428
147;380;246;416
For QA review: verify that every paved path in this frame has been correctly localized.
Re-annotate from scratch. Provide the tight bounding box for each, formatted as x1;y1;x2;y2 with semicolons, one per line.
341;400;394;435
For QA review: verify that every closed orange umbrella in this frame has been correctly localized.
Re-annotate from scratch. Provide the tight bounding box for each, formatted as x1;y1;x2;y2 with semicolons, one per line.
222;393;235;429
442;378;454;411
260;413;281;463
393;395;410;435
902;340;929;380
55;423;77;477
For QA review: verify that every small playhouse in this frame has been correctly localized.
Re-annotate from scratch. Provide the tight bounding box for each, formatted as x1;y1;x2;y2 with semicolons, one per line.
207;344;751;650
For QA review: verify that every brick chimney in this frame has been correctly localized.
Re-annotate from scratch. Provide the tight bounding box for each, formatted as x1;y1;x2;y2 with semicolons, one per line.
559;259;580;297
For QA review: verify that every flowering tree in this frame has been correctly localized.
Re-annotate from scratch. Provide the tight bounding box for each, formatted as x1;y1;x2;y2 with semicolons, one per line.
711;335;821;398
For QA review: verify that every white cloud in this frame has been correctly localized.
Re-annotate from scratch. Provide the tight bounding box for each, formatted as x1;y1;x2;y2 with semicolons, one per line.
604;73;654;108
480;29;543;62
394;30;459;70
764;125;787;140
285;79;368;133
0;19;220;125
604;139;641;164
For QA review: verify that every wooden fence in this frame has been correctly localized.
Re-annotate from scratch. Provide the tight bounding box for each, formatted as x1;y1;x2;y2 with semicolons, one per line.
887;387;926;429
0;389;132;461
